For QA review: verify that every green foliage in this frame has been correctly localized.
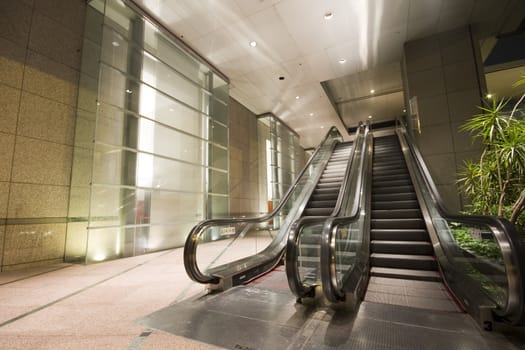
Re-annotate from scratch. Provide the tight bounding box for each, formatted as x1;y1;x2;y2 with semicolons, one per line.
449;225;502;261
458;75;525;230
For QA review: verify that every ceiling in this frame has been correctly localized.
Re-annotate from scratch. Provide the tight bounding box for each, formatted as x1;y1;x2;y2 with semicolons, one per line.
130;0;525;148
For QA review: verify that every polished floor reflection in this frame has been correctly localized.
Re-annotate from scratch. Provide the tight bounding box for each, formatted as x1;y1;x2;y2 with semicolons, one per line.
1;248;524;350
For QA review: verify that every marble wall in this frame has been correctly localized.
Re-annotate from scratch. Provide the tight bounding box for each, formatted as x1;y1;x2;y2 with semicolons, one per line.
0;0;86;270
228;98;260;216
402;26;485;212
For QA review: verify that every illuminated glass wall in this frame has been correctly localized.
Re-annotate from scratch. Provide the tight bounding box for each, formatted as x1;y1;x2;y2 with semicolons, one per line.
257;115;304;212
66;0;229;263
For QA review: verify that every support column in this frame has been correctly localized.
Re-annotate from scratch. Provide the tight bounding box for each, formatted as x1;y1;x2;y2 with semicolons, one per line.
402;26;486;212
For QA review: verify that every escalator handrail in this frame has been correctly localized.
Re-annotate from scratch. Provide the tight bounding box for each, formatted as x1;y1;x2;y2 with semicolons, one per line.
330;122;364;218
320;124;372;301
184;126;343;284
397;120;525;324
285;124;369;299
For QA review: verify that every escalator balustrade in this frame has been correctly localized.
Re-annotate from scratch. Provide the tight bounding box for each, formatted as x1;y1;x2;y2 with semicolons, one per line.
298;142;353;285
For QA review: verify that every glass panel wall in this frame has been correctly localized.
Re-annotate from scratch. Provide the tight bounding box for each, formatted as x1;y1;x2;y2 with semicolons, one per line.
66;0;229;263
257;114;304;212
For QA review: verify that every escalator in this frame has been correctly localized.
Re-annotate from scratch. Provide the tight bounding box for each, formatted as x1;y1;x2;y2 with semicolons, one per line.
370;135;440;282
183;125;360;291
366;134;461;312
317;122;525;328
295;142;353;286
303;143;353;217
143;122;525;350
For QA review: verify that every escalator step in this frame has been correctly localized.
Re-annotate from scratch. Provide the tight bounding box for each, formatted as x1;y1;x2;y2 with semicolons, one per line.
373;178;413;188
372;192;417;201
373;163;407;172
371;228;429;241
316;183;342;189
373;173;411;182
320;174;344;181
307;200;337;208
372;185;414;194
373;168;409;176
372;200;419;210
371;218;426;229
313;188;340;195
371;240;433;255
372;209;422;219
370;267;442;282
373;150;401;157
304;207;333;216
311;193;339;201
370;253;438;270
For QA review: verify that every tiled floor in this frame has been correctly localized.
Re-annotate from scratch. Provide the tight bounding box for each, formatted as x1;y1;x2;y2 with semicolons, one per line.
0;249;224;350
1;249;524;350
364;276;461;312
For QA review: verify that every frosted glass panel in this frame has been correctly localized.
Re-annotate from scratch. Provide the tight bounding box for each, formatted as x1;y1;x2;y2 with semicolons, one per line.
67;0;229;264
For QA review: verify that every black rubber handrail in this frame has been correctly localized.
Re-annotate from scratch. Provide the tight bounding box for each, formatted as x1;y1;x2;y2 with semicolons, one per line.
184;126;343;284
397;120;525;325
319;124;372;301
285;123;369;299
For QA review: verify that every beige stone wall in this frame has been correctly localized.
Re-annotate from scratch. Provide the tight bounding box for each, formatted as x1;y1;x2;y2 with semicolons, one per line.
403;26;484;212
0;0;86;270
228;98;260;216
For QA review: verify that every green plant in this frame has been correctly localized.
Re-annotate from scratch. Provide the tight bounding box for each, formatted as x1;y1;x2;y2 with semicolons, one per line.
449;225;502;261
458;75;525;230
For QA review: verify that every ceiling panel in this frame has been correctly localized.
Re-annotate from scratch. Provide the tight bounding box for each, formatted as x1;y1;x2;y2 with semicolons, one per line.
340;91;405;125
303;51;337;82
233;0;282;17
132;0;523;148
248;7;301;62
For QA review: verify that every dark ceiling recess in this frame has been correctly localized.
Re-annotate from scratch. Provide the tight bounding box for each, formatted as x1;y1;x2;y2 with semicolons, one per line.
347;119;397;134
485;18;525;66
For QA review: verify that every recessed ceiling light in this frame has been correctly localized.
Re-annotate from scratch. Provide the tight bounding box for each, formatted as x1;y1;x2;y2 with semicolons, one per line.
249;41;257;47
309;112;314;116
295;95;300;100
112;41;120;47
370;89;375;94
403;108;406;113
324;12;333;20
320;125;325;128
486;93;492;99
125;89;132;94
338;58;346;64
368;115;373;119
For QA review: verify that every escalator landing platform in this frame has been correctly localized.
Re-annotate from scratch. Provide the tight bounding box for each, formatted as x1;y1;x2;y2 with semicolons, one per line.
139;266;521;350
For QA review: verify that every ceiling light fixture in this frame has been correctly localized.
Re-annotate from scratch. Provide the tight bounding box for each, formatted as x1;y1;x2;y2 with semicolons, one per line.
370;89;375;94
403;108;406;113
295;95;300;100
324;12;333;20
249;41;257;47
338;58;346;64
112;41;120;47
368;115;373;119
309;112;314;116
125;89;132;94
320;125;325;128
486;93;493;99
